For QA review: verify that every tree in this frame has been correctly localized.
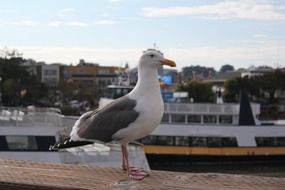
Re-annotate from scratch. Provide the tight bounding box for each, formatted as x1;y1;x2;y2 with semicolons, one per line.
177;80;214;102
223;69;285;104
2;79;19;105
223;78;239;102
57;79;98;108
0;47;23;59
220;64;234;73
258;69;285;104
0;57;48;106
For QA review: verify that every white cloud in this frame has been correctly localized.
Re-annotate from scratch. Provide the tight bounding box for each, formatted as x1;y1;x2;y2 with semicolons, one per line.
143;0;285;21
0;20;37;27
253;33;267;38
100;13;110;17
47;21;63;27
16;46;141;67
0;20;89;27
66;21;88;27
109;0;122;3
58;8;75;17
9;45;285;70
165;46;285;69
60;8;75;13
94;20;116;25
125;16;140;21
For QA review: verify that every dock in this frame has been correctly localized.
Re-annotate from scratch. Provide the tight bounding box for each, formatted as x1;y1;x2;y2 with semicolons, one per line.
0;159;284;190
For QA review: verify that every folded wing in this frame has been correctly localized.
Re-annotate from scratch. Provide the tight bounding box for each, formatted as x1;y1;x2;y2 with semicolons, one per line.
75;96;139;143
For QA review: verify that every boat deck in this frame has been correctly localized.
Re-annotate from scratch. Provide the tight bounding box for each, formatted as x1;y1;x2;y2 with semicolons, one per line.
0;159;284;190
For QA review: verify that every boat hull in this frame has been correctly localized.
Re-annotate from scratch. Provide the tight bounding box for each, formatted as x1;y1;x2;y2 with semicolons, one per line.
143;145;285;156
144;145;285;165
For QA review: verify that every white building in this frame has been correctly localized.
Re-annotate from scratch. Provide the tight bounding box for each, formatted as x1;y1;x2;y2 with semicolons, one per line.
41;64;61;87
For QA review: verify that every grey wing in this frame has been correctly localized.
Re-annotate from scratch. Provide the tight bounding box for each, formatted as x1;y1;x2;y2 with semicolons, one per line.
76;96;139;142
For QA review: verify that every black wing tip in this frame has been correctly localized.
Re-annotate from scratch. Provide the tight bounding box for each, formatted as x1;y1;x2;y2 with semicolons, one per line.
49;138;94;151
49;145;58;151
49;137;70;151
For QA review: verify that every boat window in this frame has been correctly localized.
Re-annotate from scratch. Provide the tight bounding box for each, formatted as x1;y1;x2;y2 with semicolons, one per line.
6;136;38;150
256;137;285;147
114;89;122;99
221;137;238;147
156;136;174;146
175;136;189;146
161;114;169;123
255;137;276;147
190;137;207;147
207;137;221;147
0;136;8;150
203;115;217;124
35;136;56;151
218;115;233;124
104;88;113;98
139;136;157;145
187;115;201;123
171;114;185;123
122;88;129;95
277;137;285;146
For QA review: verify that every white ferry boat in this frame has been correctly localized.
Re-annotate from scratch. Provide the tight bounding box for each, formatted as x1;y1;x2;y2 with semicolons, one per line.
100;85;285;162
0;106;149;169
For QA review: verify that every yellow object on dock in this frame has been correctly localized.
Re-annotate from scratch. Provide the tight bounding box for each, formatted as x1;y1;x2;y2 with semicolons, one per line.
0;159;284;190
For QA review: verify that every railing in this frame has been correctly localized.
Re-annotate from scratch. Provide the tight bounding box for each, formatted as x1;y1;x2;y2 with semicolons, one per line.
0;107;63;128
164;102;260;115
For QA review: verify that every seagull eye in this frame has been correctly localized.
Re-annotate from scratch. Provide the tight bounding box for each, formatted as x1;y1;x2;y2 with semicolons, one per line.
149;54;155;58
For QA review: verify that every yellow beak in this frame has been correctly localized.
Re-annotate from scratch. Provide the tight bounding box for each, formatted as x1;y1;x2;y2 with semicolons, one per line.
161;59;176;67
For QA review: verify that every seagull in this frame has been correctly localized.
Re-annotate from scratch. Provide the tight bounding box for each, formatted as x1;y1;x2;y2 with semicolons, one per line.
50;49;176;180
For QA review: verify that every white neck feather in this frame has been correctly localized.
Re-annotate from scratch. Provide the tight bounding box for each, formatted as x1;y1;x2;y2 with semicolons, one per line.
128;65;161;99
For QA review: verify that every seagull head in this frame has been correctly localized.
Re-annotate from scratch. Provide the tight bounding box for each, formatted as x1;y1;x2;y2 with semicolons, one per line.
139;49;176;70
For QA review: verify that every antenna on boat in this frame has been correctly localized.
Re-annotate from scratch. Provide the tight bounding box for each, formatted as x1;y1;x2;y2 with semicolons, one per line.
153;42;159;50
275;44;280;68
143;43;163;56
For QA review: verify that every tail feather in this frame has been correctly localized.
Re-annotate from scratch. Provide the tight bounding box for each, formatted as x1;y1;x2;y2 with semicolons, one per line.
49;137;94;151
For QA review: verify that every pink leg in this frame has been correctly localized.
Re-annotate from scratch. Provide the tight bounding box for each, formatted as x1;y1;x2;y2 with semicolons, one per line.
121;144;149;180
121;145;128;171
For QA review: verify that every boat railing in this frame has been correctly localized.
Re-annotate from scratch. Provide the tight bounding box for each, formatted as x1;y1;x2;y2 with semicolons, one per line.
0;107;63;128
164;103;260;115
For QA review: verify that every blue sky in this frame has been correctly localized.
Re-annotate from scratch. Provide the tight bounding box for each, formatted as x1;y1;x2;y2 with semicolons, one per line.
0;0;285;71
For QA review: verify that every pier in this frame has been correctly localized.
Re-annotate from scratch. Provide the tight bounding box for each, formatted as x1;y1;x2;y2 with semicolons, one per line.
0;159;284;190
